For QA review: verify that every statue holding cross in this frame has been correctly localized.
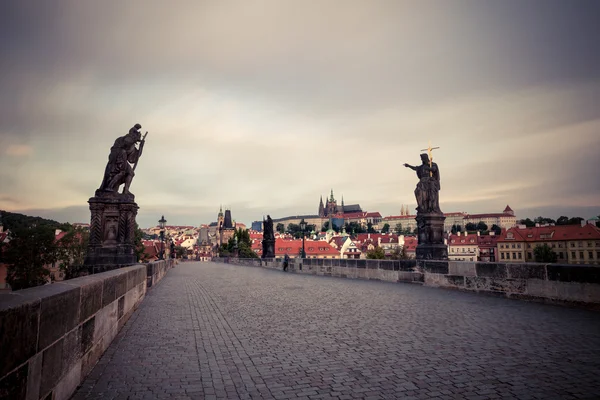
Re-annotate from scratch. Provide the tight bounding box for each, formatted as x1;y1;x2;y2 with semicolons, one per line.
404;142;442;214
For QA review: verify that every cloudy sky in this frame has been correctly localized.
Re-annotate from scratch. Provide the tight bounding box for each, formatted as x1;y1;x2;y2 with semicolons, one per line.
1;0;599;228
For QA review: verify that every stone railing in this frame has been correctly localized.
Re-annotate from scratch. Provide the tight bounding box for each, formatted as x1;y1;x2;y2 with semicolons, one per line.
0;259;175;400
213;257;600;308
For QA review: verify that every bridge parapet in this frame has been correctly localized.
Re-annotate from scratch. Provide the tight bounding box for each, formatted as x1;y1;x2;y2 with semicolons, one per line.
0;259;175;400
213;257;600;308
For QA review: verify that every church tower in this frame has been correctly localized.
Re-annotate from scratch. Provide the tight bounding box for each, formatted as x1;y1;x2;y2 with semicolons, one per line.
318;195;325;217
326;189;338;216
217;205;224;230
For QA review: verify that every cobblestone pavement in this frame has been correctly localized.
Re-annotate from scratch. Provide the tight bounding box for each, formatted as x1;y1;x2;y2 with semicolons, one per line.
73;262;600;400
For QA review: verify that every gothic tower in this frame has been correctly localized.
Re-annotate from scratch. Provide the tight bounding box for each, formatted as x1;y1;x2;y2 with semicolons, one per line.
318;195;325;217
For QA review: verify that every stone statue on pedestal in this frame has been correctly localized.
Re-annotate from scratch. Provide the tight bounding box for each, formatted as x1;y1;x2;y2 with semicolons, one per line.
262;215;275;258
404;147;447;260
85;125;147;268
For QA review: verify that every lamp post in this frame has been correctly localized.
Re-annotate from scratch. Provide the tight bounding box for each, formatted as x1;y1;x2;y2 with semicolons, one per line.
158;215;166;260
300;218;307;258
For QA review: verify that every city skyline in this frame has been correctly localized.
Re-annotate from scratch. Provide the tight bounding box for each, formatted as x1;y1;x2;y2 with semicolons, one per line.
1;1;599;228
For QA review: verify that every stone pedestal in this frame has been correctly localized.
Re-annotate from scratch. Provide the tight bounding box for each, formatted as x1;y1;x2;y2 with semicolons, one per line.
262;239;275;258
84;192;139;266
415;213;448;260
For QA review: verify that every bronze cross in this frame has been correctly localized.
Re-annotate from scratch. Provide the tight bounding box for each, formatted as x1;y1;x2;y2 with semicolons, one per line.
420;141;440;176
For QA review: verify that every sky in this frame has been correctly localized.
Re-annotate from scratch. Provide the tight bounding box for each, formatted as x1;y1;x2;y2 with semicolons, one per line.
1;0;599;228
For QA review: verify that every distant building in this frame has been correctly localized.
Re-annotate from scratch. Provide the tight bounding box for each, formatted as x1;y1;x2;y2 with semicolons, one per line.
496;223;600;264
318;189;362;218
447;232;479;262
251;221;263;231
219;209;236;245
464;205;517;230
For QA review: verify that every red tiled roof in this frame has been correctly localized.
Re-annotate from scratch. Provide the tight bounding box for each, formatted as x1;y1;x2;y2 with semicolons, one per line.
497;224;600;242
402;236;418;252
448;233;479;246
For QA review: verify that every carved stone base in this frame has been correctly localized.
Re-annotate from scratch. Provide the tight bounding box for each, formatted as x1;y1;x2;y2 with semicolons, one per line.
262;239;275;258
415;213;448;260
84;195;139;266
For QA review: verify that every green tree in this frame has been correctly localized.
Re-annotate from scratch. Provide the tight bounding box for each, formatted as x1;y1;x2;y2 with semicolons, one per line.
381;223;390;233
394;223;403;235
568;217;584;225
518;218;535;227
174;246;187;259
276;223;285;233
367;222;376;233
476;221;488;232
534;216;556;225
390;245;411;260
465;222;477;231
234;227;257;258
556;216;569;225
345;222;365;235
533;244;558;263
5;225;58;290
56;226;90;279
366;246;385;259
490;224;502;235
133;224;146;262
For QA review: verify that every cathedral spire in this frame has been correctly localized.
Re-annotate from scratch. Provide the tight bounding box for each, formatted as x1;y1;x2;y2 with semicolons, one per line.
330;188;335;202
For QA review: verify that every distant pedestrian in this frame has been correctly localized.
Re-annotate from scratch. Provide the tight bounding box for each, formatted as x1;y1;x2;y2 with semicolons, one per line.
283;253;290;272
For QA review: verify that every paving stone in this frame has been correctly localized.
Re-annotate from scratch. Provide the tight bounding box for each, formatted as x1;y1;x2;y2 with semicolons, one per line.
73;262;600;399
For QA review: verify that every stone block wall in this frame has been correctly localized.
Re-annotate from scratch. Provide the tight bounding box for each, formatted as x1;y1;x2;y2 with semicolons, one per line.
421;260;600;307
146;259;176;288
0;259;175;400
213;258;600;308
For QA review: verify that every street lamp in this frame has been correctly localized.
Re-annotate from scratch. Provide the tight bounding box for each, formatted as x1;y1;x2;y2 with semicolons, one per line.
158;215;166;260
300;218;307;258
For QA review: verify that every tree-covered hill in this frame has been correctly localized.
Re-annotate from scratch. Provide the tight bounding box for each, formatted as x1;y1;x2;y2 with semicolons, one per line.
0;210;69;232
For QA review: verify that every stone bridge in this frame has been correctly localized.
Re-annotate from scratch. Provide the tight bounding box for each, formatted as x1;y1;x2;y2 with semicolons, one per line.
3;261;600;399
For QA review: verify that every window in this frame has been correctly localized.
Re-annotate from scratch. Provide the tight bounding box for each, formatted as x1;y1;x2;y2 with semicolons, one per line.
512;244;515;249
527;244;531;248
571;243;575;248
551;244;556;248
558;243;563;248
580;251;584;259
597;251;600;259
528;252;532;259
588;242;593;247
517;244;521;248
571;251;576;259
501;253;505;260
559;252;564;259
512;252;516;259
518;253;522;259
589;251;593;259
578;242;583;247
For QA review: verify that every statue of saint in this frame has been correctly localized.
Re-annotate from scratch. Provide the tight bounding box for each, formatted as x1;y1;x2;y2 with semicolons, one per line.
98;124;147;196
404;153;441;214
263;215;275;240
